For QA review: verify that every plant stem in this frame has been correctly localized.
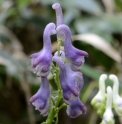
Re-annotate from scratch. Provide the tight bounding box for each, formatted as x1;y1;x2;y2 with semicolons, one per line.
58;103;67;111
58;40;61;56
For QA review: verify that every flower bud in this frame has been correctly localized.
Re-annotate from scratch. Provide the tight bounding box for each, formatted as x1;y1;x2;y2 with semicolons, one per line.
109;74;122;116
100;86;114;124
29;77;50;116
30;23;56;77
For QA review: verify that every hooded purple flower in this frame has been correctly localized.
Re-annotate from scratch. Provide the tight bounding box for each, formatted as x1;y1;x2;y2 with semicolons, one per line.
66;97;86;118
56;24;88;71
29;77;50;116
30;23;56;77
52;3;63;26
53;55;84;104
54;50;84;91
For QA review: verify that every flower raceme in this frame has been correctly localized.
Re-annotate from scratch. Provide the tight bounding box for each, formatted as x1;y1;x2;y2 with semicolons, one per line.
91;74;122;124
29;77;50;116
56;24;88;71
29;2;88;120
30;23;56;77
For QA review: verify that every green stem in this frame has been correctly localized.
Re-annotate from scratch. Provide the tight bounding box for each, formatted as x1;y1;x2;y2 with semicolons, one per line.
57;103;67;111
58;40;61;56
54;40;62;107
51;96;55;105
55;67;62;107
47;106;56;124
55;116;58;124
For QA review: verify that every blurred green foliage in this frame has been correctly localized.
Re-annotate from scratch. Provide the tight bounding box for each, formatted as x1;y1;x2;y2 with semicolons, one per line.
0;0;122;124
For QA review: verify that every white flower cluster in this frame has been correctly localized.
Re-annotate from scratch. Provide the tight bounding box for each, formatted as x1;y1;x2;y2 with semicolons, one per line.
91;74;122;124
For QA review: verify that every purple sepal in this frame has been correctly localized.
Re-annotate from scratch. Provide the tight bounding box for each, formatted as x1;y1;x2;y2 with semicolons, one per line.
56;24;88;71
73;72;84;91
66;97;86;118
29;77;50;116
52;3;63;26
53;56;84;104
30;23;56;77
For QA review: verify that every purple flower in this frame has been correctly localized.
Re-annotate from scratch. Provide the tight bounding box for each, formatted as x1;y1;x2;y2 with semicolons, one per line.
66;97;86;118
30;23;56;77
56;24;88;71
53;55;84;104
52;3;63;26
54;50;84;91
29;77;50;116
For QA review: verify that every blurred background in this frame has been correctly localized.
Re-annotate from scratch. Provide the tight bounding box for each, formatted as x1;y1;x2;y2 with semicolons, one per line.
0;0;122;124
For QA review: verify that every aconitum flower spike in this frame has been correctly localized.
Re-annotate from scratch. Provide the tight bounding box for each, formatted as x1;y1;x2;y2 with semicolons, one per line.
52;3;63;26
53;56;81;104
100;86;115;124
29;77;50;116
66;97;86;118
56;24;88;71
109;74;122;116
30;23;56;77
91;74;107;116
